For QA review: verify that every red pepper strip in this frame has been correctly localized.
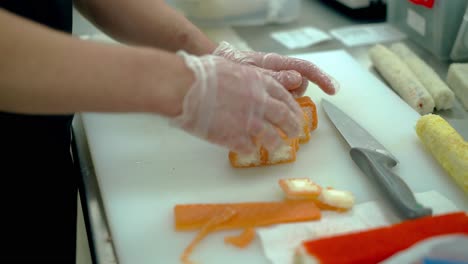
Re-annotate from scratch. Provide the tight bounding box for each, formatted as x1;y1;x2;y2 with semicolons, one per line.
301;212;468;264
409;0;435;8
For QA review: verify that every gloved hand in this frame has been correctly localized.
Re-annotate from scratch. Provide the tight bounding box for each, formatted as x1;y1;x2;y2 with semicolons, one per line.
213;41;339;97
172;50;304;154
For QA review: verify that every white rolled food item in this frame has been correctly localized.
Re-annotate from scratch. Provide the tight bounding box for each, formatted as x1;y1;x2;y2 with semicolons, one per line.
390;43;455;110
369;44;435;115
447;63;468;111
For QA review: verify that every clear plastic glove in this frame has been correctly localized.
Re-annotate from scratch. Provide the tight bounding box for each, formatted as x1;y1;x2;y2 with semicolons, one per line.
172;51;304;154
213;41;339;97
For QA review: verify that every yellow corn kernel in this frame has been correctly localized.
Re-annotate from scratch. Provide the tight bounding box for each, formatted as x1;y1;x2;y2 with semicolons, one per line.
416;114;468;194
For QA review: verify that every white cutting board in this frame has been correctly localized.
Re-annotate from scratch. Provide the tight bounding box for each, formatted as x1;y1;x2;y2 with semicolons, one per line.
80;49;468;264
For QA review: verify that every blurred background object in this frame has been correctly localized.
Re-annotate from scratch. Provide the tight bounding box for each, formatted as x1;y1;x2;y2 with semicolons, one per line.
318;0;387;21
165;0;301;27
450;4;468;61
387;0;468;61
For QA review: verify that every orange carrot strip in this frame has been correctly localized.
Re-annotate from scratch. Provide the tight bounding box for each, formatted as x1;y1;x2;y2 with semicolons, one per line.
298;212;468;264
296;96;318;132
228;146;266;168
224;228;256;249
174;200;321;231
279;179;355;211
278;178;322;200
181;207;237;264
263;142;298;166
298;111;311;144
229;138;297;168
310;199;349;212
228;96;317;168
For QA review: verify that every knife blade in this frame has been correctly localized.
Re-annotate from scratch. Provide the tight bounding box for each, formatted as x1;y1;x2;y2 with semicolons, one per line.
322;99;432;220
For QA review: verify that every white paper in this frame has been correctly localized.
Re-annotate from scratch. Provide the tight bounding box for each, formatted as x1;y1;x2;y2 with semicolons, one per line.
329;23;407;47
270;27;332;49
407;9;426;36
257;191;460;264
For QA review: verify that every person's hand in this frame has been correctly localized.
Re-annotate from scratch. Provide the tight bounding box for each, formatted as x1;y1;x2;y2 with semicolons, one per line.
172;51;304;154
212;41;339;97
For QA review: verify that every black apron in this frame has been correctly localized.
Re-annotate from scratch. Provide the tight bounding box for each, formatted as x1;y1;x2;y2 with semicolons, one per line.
0;1;78;263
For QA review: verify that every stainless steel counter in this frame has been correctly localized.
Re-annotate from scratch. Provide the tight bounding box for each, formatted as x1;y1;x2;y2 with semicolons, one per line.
71;1;468;263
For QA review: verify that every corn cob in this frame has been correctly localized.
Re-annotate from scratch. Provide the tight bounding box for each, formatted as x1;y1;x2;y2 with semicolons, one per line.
416;114;468;194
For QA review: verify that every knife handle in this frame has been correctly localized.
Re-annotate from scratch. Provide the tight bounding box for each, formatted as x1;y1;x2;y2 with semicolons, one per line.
350;147;433;220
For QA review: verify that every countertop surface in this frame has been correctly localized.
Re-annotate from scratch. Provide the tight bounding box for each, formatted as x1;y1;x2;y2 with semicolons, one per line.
71;1;468;263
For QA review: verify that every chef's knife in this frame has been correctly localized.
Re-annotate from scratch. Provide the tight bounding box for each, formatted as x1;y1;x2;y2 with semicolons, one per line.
322;99;432;220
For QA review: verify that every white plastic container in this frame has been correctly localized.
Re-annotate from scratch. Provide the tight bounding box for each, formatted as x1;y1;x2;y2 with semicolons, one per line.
387;0;468;60
165;0;301;27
